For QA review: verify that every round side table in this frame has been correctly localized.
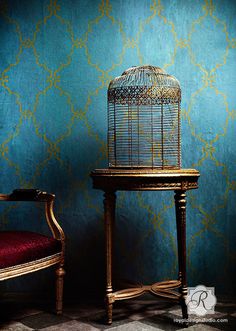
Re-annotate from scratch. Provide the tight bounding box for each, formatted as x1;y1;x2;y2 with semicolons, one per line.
91;168;200;325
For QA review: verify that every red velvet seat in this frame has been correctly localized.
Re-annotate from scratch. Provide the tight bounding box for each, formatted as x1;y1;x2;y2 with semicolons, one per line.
0;231;62;269
0;189;65;315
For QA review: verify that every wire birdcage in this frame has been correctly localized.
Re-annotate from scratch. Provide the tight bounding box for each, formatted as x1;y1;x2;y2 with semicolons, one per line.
108;65;181;169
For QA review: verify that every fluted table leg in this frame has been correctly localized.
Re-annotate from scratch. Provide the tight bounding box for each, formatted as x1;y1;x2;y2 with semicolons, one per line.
175;190;188;321
104;191;116;324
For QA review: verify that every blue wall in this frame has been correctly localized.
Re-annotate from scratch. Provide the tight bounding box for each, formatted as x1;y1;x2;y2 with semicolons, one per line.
0;0;236;298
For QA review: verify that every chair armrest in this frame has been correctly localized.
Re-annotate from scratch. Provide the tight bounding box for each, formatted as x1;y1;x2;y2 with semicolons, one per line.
0;189;65;248
10;189;43;201
0;189;53;202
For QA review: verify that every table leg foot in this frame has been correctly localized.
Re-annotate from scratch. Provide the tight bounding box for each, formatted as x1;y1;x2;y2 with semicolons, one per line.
107;302;113;325
180;286;188;318
180;286;188;327
181;299;188;319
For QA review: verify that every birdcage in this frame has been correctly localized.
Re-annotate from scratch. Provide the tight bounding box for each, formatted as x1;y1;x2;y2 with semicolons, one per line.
107;65;181;169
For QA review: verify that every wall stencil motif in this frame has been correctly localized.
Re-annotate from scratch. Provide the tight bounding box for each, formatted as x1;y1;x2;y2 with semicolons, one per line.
0;0;236;296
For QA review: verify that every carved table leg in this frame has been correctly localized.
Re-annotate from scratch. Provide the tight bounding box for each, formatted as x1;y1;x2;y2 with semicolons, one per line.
175;190;188;321
104;191;116;325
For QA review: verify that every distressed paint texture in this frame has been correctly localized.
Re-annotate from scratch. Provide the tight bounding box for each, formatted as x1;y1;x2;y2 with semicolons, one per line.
0;0;236;297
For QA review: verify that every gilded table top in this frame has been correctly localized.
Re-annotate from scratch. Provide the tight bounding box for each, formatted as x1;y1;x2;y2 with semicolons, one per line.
91;168;200;191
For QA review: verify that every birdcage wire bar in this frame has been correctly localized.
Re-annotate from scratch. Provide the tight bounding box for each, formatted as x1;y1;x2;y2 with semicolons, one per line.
108;66;181;169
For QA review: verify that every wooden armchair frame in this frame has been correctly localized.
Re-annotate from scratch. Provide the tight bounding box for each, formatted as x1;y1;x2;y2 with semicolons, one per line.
0;189;65;314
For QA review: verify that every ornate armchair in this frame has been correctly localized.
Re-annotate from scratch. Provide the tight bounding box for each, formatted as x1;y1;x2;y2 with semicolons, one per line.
0;189;65;314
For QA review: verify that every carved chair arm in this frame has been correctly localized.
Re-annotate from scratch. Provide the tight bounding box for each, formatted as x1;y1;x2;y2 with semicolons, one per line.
0;189;65;250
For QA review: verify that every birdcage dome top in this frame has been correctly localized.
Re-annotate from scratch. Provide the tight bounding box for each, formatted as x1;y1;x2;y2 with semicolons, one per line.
108;65;181;104
109;65;180;89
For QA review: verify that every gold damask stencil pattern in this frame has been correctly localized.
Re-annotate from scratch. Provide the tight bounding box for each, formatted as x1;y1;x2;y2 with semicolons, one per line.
0;0;235;295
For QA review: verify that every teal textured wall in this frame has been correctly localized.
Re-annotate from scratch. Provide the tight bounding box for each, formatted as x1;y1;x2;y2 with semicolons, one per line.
0;0;236;298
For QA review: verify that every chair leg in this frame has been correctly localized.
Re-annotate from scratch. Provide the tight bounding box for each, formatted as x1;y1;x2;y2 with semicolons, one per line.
55;264;65;315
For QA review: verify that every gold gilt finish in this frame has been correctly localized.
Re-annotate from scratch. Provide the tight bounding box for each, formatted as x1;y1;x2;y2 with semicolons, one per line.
108;280;182;303
91;168;200;325
0;189;65;315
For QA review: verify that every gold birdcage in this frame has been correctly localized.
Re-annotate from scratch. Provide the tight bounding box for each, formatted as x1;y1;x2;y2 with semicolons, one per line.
108;65;181;169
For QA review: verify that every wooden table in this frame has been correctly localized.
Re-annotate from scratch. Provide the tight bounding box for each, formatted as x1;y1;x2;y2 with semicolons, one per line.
91;168;200;324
